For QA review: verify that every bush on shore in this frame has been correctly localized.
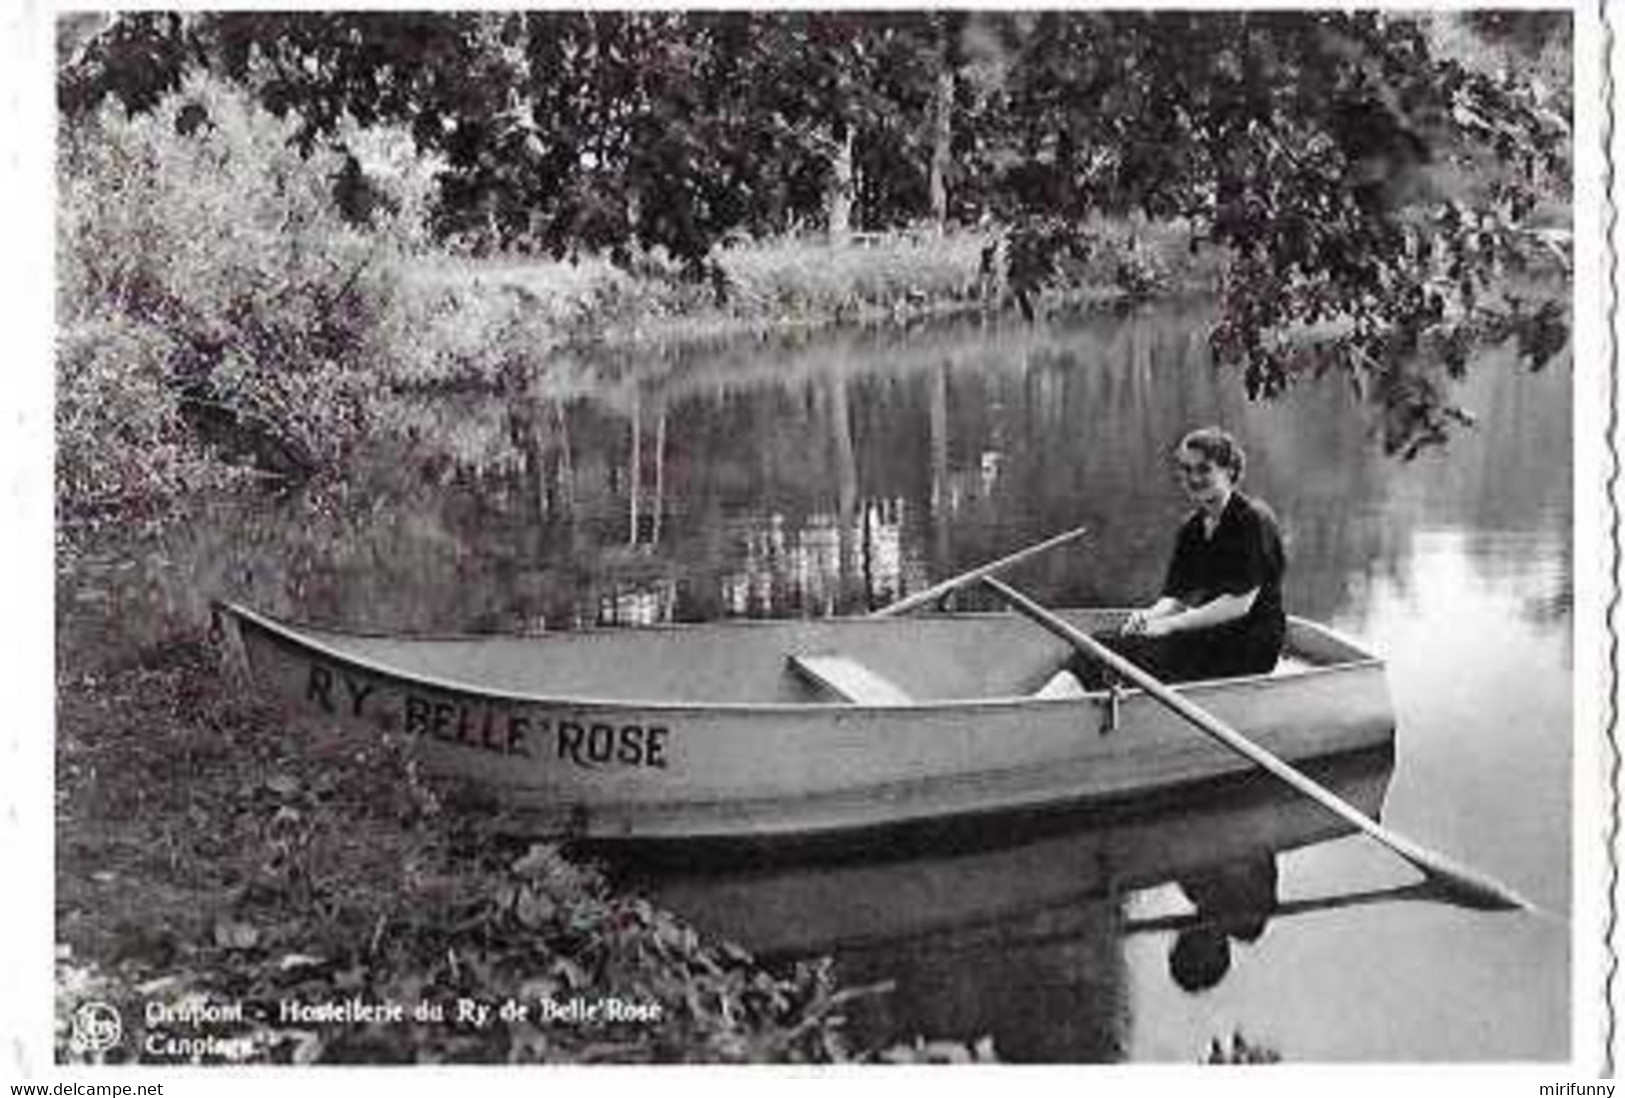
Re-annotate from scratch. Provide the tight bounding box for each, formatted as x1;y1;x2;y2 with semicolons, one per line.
56;72;414;515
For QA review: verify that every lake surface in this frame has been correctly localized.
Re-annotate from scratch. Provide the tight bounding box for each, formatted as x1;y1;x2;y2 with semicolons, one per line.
57;302;1573;1062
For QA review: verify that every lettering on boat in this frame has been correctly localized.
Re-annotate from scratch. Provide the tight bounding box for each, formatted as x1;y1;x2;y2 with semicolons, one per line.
305;662;375;717
403;694;534;758
303;662;669;768
554;720;669;770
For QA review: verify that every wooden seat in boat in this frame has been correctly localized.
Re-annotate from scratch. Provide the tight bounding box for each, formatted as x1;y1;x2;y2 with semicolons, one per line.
788;653;914;705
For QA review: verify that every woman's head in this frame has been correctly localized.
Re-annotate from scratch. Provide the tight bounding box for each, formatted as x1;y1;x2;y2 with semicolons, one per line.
1174;427;1245;513
1177;427;1246;479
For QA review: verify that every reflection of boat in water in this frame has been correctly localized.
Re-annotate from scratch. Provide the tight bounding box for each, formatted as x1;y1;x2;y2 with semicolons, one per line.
627;749;1396;1062
627;748;1396;958
215;600;1393;841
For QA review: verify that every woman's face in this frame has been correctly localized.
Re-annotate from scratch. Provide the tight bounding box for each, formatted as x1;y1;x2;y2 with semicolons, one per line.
1175;446;1236;513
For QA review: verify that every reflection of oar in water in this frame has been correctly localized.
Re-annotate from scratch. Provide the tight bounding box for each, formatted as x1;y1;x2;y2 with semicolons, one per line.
979;576;1537;914
922;881;1463;957
1121;879;1454;936
869;524;1090;617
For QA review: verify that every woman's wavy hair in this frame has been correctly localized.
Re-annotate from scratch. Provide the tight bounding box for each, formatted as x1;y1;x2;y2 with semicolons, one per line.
1177;426;1246;482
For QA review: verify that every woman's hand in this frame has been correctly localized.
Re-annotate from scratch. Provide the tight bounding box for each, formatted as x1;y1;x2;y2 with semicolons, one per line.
1124;608;1178;637
1123;597;1187;636
1140;615;1176;638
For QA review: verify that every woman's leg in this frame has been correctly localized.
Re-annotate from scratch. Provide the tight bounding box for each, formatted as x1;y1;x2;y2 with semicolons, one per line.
1181;623;1286;681
1067;632;1197;689
1047;621;1283;694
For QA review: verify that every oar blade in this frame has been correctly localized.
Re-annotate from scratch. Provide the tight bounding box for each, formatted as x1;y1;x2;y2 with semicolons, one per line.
1417;857;1535;913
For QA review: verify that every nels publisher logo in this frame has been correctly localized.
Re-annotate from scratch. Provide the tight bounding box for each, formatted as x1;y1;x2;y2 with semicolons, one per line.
69;1001;122;1053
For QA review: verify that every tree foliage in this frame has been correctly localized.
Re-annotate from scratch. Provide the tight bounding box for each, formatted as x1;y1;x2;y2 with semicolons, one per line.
59;10;1571;457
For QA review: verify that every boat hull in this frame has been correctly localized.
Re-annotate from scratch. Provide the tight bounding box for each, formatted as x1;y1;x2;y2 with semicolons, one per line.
217;603;1396;841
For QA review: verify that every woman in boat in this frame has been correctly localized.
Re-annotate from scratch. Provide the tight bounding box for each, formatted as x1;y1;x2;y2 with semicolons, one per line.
1043;426;1287;692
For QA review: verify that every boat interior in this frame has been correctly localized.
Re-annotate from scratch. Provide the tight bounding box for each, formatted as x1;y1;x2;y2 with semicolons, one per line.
282;608;1375;708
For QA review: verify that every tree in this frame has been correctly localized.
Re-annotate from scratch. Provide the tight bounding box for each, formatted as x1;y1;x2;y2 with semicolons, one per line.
60;10;1570;457
971;11;1569;454
927;17;958;231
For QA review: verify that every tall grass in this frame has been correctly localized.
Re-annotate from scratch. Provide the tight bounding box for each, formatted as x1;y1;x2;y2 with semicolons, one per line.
401;219;1220;386
719;231;988;321
387;233;993;390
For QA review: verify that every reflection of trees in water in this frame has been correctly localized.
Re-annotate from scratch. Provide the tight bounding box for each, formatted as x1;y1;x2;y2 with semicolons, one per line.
832;855;1283;1061
1441;351;1572;645
835;901;1131;1063
1413;345;1571;534
60;304;1571;670
1521;536;1573;666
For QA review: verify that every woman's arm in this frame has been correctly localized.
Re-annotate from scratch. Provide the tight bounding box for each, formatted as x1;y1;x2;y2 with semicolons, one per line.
1143;589;1258;636
1122;596;1186;634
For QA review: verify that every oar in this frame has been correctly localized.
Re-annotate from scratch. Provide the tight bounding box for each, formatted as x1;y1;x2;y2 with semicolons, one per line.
870;524;1089;618
980;575;1535;913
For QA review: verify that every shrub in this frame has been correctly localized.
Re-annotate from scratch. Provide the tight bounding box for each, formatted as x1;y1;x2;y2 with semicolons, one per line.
56;71;415;513
55;313;226;513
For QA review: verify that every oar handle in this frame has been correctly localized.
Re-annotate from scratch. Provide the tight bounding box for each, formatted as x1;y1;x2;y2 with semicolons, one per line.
871;524;1089;618
981;576;1534;913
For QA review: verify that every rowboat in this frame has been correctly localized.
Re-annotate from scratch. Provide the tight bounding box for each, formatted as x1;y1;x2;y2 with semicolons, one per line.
213;599;1395;843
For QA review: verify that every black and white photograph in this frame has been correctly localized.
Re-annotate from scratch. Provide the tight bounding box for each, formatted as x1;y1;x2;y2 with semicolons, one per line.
8;1;1614;1085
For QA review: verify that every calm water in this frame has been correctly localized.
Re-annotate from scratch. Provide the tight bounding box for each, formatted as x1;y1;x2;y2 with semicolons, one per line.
58;303;1572;1061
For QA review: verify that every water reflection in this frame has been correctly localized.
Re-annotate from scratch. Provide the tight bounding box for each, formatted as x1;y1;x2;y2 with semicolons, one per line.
622;751;1394;1062
58;304;1571;657
1166;856;1278;994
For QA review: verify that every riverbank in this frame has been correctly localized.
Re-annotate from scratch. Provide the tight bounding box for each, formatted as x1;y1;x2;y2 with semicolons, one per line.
54;635;911;1064
390;219;1216;389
